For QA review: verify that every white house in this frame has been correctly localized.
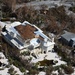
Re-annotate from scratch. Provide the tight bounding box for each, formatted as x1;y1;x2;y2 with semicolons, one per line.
1;21;55;53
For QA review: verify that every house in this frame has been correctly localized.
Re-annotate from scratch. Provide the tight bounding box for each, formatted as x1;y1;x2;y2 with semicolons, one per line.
1;21;55;53
60;31;75;47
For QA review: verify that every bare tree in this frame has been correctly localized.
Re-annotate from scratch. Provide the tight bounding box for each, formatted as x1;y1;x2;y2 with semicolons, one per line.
2;0;16;12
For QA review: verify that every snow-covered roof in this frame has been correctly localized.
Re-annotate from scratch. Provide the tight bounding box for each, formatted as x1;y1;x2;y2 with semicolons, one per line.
1;21;55;50
34;31;49;39
10;21;21;27
0;21;21;29
30;38;40;48
44;41;55;47
22;21;30;26
33;25;43;32
6;27;20;35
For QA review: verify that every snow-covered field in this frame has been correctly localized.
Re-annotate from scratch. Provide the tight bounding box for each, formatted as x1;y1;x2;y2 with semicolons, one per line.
0;65;24;75
0;50;75;75
0;68;9;75
0;52;23;75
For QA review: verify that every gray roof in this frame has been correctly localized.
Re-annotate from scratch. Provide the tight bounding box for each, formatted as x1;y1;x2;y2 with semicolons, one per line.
61;31;75;42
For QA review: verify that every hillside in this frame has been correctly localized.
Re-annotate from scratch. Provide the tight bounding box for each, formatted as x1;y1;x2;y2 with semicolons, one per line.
0;0;75;75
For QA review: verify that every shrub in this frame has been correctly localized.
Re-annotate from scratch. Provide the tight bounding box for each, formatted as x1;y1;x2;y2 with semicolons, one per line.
28;69;38;75
8;67;14;74
54;66;60;71
46;66;53;75
61;65;74;74
21;51;30;56
64;66;74;74
69;7;75;13
20;67;25;72
38;59;55;66
13;59;26;72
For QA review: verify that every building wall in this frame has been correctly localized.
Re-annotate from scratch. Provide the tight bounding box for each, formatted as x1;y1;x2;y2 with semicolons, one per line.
47;45;54;52
1;33;17;49
41;44;54;53
60;37;69;45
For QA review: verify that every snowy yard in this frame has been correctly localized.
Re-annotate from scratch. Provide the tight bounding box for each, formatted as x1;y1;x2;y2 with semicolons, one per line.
31;51;66;66
0;52;23;75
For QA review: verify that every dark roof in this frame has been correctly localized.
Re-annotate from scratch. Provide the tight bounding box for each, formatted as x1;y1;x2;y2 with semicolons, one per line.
28;45;34;50
61;31;75;42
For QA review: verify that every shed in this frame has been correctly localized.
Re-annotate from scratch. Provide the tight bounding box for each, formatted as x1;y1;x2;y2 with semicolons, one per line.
60;31;75;46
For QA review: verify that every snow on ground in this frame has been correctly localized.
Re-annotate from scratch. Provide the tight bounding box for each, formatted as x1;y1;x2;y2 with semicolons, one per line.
31;52;66;66
0;59;8;65
0;52;24;75
26;1;62;10
71;67;75;75
0;52;9;75
52;70;59;75
38;71;46;75
0;64;24;75
0;52;8;65
0;68;9;75
0;21;6;28
11;64;24;75
52;67;75;75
